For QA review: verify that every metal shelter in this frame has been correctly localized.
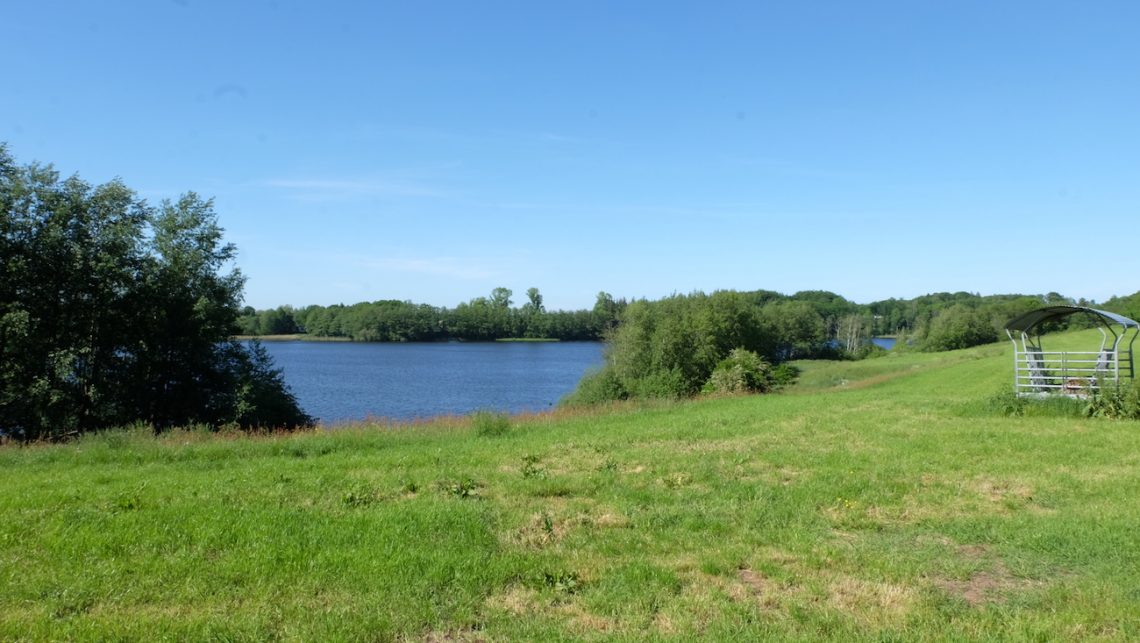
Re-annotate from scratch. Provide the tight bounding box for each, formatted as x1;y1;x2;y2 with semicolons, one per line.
1005;306;1139;397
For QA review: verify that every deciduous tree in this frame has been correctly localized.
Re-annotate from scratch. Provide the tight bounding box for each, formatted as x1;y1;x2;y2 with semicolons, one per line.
0;145;311;439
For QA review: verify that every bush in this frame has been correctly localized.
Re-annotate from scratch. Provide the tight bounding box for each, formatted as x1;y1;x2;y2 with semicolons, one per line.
852;344;889;360
771;363;801;388
985;388;1026;417
471;410;511;437
1085;382;1140;420
560;367;628;406
606;293;771;398
702;348;773;395
627;368;688;399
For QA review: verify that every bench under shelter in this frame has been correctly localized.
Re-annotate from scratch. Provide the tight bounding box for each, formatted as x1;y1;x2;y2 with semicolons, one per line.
1005;306;1139;397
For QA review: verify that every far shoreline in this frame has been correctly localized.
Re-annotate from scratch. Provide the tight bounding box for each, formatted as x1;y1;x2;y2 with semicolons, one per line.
235;334;576;343
233;334;352;342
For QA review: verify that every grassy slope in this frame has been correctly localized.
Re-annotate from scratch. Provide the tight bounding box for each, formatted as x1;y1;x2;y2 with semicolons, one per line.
3;331;1140;640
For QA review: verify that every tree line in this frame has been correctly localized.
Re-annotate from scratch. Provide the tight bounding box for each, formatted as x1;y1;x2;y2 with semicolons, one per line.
242;287;1131;354
1;144;311;440
237;288;626;342
561;288;1138;404
239;284;1138;407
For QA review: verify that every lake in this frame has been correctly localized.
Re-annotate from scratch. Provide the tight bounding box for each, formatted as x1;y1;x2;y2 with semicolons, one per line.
872;337;897;350
258;341;606;424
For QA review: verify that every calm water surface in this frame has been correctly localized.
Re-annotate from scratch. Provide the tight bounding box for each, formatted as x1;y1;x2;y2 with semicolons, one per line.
259;341;605;424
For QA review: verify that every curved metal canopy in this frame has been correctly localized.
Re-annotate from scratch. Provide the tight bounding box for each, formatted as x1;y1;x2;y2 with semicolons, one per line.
1004;305;1140;333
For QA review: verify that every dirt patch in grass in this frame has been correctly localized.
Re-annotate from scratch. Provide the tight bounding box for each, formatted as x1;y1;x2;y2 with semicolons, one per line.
738;568;778;602
969;476;1053;515
592;511;631;528
415;628;487;642
931;543;1041;606
653;612;677;636
559;601;617;635
505;511;569;548
864;473;1054;527
504;504;631;548
973;477;1033;502
485;585;540;616
827;575;916;628
935;571;1008;606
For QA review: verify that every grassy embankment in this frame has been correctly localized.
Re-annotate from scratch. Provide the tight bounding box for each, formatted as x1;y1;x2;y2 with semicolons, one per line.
3;329;1140;640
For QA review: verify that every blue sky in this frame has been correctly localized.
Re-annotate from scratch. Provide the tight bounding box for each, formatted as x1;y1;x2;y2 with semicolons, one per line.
4;1;1138;310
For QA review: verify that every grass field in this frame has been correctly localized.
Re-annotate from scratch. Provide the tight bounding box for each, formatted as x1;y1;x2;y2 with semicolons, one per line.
3;330;1139;640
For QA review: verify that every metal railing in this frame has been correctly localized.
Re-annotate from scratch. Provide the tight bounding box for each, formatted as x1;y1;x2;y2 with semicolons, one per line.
1012;349;1133;395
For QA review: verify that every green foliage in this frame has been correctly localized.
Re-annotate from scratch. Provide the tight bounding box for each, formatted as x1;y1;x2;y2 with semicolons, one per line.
986;388;1027;417
244;286;1115;362
231;341;313;429
702;348;774;395
1084;382;1140;420
471;410;511;437
868;291;1070;340
0;145;310;439
608;292;772;398
771;363;802;387
279;288;622;343
442;477;479;498
920;303;999;351
541;570;582;595
592;291;621;335
1102;290;1140;323
342;486;381;508
625;368;688;399
849;343;889;360
521;454;545;479
984;388;1087;419
759;300;829;360
237;306;300;336
560;367;629;405
567;291;818;404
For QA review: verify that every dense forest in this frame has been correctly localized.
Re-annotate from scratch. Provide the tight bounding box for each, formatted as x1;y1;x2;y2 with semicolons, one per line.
1;145;311;440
